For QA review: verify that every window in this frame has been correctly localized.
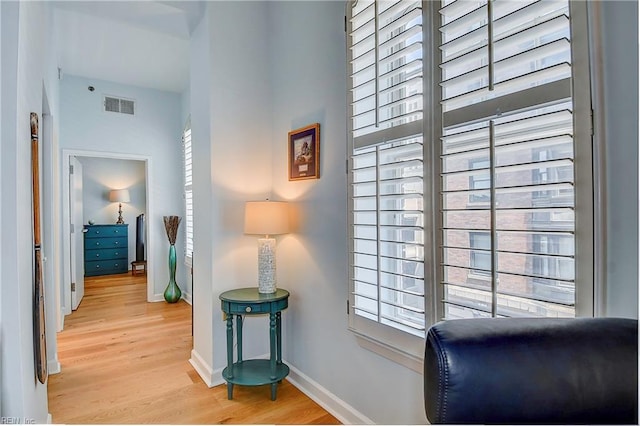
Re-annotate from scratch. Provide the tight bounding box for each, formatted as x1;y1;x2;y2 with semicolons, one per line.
469;232;491;275
347;0;593;358
468;158;490;203
439;0;591;320
183;117;193;266
347;0;426;359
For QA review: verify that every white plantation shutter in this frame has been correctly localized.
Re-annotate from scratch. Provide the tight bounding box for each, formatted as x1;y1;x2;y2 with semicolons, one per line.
438;0;588;319
351;0;424;144
352;137;425;336
348;0;427;350
183;119;193;265
440;0;571;115
345;0;592;360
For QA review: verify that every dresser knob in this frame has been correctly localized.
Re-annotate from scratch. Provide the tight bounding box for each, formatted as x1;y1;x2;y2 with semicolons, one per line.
245;306;252;313
96;254;100;257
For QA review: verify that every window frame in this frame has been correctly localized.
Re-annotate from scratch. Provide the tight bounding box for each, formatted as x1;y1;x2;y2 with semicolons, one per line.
347;0;434;369
346;0;596;366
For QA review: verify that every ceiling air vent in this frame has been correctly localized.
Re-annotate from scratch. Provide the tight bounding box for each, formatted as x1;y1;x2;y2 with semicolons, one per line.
104;96;135;115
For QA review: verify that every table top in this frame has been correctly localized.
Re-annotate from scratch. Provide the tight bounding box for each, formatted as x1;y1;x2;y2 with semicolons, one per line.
219;287;289;303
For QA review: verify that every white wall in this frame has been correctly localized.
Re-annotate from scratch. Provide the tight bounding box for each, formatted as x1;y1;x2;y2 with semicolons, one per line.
188;0;275;384
267;2;426;423
58;75;187;301
0;2;3;413
188;10;215;381
264;2;636;424
0;1;59;421
593;1;639;318
2;0;635;423
78;156;147;267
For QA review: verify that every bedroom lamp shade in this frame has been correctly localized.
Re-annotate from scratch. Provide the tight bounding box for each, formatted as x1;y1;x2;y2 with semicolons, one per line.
109;189;130;203
244;201;290;294
244;201;289;236
109;189;130;224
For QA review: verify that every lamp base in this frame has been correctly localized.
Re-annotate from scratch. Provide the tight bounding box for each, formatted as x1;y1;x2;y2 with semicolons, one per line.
116;202;125;224
257;238;277;293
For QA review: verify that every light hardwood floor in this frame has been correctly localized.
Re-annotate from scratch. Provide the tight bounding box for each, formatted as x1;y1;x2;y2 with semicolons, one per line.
48;274;340;424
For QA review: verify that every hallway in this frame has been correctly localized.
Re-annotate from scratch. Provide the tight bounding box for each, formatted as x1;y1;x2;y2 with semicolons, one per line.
47;274;339;424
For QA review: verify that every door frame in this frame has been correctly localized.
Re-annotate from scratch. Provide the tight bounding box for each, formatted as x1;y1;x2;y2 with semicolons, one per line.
69;155;84;311
61;149;154;325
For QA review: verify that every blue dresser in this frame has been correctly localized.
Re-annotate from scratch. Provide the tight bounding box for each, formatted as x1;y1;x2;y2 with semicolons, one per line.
84;224;129;276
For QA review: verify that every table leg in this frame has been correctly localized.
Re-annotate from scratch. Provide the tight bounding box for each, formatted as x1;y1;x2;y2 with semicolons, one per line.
226;313;234;400
227;383;234;400
271;383;277;401
276;311;282;364
236;314;243;363
269;312;277;381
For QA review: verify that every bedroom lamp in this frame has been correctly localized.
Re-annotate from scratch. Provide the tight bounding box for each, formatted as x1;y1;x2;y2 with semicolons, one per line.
109;189;130;224
244;200;290;294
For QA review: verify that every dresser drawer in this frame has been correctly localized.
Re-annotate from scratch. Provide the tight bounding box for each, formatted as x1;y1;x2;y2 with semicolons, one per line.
84;259;128;275
84;247;127;261
85;225;128;238
224;301;269;315
84;236;127;250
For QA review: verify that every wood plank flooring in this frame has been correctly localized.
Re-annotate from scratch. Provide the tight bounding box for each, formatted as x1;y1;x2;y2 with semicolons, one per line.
48;274;340;424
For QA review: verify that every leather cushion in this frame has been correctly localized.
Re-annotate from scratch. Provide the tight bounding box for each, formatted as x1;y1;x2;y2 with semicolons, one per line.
424;318;638;424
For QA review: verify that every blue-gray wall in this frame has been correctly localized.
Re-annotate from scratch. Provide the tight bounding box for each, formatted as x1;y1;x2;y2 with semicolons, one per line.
1;0;636;422
1;1;59;421
59;75;187;300
596;1;639;318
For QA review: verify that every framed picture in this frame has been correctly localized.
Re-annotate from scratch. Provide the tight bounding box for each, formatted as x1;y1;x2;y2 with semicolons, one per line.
288;123;320;181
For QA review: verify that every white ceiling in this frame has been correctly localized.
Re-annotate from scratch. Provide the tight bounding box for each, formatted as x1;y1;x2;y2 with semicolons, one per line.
53;1;205;93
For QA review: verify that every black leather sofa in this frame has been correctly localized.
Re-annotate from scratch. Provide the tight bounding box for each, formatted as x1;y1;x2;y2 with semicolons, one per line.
424;318;638;424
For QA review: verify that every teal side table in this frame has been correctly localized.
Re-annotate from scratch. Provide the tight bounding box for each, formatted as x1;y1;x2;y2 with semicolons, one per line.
219;288;290;400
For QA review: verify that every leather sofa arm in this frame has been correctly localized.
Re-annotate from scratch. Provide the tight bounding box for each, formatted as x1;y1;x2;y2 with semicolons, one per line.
424;318;638;424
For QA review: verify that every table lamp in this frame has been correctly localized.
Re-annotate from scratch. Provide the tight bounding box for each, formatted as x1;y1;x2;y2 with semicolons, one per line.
109;189;130;224
244;200;289;294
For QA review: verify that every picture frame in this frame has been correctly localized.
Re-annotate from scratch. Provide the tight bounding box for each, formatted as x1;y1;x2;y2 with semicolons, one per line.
288;123;320;181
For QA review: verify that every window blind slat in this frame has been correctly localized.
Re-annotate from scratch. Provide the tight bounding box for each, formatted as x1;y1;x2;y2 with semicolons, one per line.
183;122;193;260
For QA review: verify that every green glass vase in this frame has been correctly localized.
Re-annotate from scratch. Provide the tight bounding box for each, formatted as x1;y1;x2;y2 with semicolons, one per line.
164;244;181;303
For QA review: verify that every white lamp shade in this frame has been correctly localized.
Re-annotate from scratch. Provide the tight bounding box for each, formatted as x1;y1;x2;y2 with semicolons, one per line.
109;189;130;203
244;201;289;236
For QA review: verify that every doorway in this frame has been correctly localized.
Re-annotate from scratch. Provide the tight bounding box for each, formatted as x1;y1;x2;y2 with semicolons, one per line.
61;150;153;325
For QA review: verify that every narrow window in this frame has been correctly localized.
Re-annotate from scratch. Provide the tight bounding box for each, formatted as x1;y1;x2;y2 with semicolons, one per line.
183;117;193;265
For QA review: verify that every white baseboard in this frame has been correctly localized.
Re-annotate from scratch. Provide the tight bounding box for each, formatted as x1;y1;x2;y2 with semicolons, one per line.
47;413;52;424
187;353;371;424
285;361;373;425
151;292;192;304
150;293;165;302
189;349;225;388
48;356;61;375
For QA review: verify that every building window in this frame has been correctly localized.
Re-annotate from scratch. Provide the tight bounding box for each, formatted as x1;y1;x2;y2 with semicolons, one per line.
183;117;193;266
469;232;491;275
469;159;490;203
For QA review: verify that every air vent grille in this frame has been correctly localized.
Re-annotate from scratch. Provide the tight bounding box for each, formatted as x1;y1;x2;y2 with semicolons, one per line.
120;99;135;115
104;96;135;115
